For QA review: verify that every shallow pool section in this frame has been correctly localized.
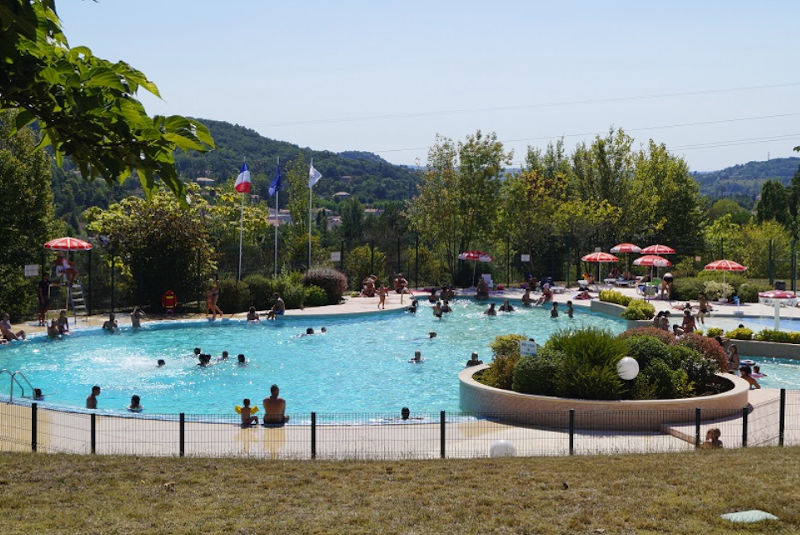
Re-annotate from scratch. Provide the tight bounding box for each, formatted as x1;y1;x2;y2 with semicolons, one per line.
1;300;624;414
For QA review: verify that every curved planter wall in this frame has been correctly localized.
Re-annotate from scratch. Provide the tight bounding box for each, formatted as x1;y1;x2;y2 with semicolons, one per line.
459;365;750;431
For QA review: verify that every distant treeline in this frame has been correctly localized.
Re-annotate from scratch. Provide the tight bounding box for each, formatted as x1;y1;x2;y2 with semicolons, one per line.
692;157;800;200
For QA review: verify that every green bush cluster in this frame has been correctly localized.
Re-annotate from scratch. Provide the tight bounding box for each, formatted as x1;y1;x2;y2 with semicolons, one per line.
672;277;706;302
618;326;676;346
725;327;753;340
737;282;773;303
304;285;328;307
705;327;724;337
478;334;527;390
621;299;655;320
242;274;270;310
678;333;728;372
754;329;800;344
511;348;564;396
217;278;251;312
703;280;734;300
302;268;348;305
598;290;632;306
217;272;332;312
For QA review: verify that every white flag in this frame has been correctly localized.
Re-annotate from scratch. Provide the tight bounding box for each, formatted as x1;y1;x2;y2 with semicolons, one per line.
308;164;322;187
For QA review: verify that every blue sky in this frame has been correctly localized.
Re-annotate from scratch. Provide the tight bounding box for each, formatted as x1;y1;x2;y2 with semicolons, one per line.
58;1;799;171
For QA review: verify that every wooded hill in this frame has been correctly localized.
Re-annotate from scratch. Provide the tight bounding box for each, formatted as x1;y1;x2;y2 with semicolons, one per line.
173;119;420;204
692;156;800;200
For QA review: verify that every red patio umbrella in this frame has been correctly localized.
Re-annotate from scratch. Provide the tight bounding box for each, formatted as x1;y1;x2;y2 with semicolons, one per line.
640;244;675;255
704;259;746;284
458;250;493;285
633;254;672;281
43;237;93;251
581;252;619;282
610;243;641;276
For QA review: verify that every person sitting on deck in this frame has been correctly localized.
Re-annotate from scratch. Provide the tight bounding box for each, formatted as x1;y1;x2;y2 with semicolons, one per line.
239;398;259;426
266;293;286;320
0;313;25;340
262;384;289;424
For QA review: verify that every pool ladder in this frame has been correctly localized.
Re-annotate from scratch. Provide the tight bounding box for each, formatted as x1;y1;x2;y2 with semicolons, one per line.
0;369;35;402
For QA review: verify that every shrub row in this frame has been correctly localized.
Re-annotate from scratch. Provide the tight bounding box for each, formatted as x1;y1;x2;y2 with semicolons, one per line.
598;290;632;307
754;329;800;344
217;274;331;313
621;299;655;320
672;276;771;303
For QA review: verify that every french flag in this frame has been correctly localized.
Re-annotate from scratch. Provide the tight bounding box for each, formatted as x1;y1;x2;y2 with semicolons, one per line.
234;161;251;193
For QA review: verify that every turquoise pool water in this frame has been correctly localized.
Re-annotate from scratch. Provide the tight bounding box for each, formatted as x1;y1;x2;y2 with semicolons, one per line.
0;300;625;415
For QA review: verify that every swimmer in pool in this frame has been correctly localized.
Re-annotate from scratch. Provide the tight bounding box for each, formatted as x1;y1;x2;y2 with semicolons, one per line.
409;350;424;363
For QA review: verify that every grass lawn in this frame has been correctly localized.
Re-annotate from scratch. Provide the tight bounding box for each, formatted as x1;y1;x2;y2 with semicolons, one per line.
1;448;799;534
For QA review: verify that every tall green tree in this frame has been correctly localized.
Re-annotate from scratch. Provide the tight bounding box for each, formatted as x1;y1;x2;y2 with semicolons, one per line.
0;111;57;320
755;180;791;226
340;197;364;245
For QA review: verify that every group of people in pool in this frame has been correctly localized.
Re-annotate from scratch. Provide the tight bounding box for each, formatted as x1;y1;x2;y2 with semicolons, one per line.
483;299;573;319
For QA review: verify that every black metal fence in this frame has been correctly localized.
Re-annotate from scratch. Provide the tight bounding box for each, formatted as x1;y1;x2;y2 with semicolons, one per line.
2;390;798;459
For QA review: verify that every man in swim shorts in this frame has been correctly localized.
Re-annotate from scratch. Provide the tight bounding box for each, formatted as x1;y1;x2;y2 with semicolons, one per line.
266;293;286;320
263;384;289;424
86;385;101;409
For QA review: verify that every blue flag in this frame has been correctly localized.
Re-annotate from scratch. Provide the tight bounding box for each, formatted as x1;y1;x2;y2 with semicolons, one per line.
269;163;282;197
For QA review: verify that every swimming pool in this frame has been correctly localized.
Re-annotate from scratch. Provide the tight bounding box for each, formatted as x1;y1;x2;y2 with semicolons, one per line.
0;300;625;415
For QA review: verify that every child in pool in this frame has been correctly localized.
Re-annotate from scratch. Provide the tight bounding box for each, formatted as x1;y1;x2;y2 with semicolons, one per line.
128;395;143;412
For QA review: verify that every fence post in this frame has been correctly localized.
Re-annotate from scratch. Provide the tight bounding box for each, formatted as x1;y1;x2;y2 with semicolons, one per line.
695;408;701;448
311;412;316;459
741;407;748;448
440;411;446;459
90;413;96;454
779;389;786;447
568;409;575;455
179;413;185;457
31;402;37;452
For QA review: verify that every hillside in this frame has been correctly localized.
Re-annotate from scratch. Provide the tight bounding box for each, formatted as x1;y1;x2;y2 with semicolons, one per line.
692;157;800;199
173;119;420;204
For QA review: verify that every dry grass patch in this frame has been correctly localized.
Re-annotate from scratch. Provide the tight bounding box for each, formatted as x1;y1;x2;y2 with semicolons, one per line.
0;448;799;534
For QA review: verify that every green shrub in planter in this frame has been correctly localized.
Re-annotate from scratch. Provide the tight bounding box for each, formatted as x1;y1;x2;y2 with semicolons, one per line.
725;327;753;340
677;333;727;373
302;268;348;305
664;344;718;394
217;278;250;313
755;329;800;344
599;290;631;306
705;327;723;338
638;359;694;399
547;327;627;400
243;274;271;310
512;348;564;396
304;285;328;307
623;335;670;370
621;299;655;320
481;334;527;390
697;270;746;294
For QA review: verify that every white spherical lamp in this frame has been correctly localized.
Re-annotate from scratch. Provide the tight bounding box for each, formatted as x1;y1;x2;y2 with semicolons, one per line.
617;357;640;380
489;440;516;458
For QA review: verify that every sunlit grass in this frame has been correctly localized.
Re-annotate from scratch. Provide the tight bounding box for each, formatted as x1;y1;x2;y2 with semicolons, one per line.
1;448;798;534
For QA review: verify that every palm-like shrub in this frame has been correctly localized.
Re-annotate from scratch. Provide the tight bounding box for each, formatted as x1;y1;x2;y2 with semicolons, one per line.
303;268;348;305
547;327;627;400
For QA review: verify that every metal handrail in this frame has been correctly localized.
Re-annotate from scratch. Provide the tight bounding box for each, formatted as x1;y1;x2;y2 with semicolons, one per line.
11;371;34;400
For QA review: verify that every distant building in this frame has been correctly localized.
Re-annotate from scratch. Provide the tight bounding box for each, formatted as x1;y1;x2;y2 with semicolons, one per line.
364;207;384;217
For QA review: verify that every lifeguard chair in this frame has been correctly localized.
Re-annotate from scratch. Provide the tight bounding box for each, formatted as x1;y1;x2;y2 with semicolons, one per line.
161;290;177;315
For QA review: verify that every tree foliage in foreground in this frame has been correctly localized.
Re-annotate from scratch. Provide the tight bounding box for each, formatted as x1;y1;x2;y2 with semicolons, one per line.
0;0;214;201
0;112;58;320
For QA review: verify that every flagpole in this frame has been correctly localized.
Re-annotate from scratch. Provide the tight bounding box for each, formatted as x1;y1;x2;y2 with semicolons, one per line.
308;158;313;270
274;157;279;278
238;185;245;281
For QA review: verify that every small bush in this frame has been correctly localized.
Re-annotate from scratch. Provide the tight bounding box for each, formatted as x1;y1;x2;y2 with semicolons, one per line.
703;280;734;300
623;335;670;370
481;334;527;390
678;333;727;372
621;299;655;320
664;344;719;394
737;282;773;303
618;327;676;346
303;268;348;305
705;327;723;338
243;274;271;310
512;348;564;396
599;290;632;306
639;359;694;399
672;277;706;302
755;329;800;344
304;285;328;307
725;327;753;340
283;284;306;309
216;278;250;313
697;270;746;293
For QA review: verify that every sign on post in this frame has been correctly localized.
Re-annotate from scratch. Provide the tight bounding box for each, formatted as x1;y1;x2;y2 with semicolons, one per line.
330;251;341;262
24;264;39;277
520;340;538;357
520;254;530;262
